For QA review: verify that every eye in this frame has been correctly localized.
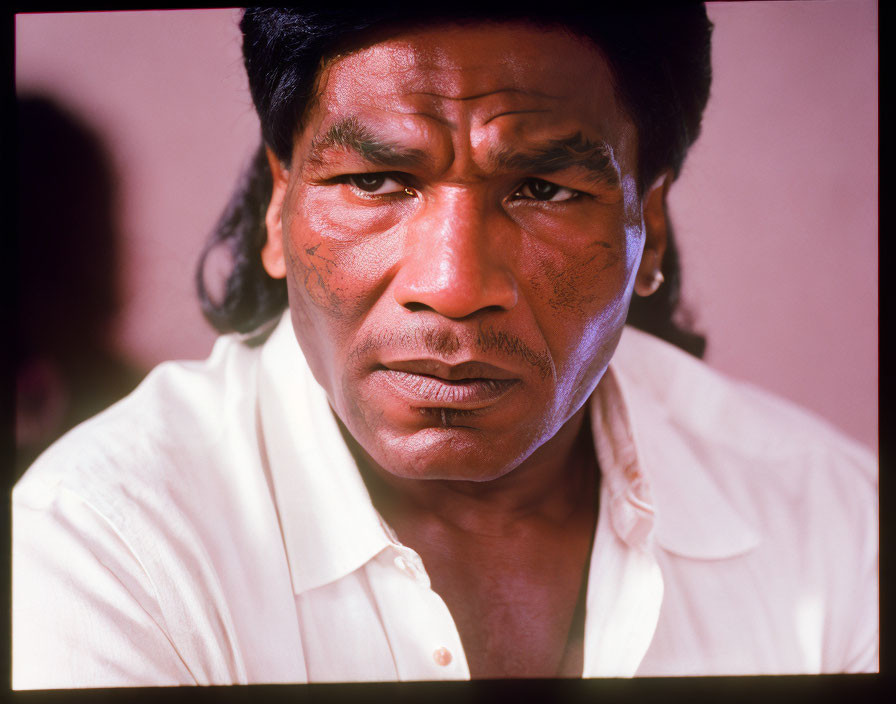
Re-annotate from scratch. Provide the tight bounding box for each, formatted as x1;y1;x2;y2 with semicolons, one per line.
513;178;579;202
346;173;407;196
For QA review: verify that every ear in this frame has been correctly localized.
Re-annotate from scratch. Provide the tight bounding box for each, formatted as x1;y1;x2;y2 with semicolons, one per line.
634;171;672;297
261;146;289;280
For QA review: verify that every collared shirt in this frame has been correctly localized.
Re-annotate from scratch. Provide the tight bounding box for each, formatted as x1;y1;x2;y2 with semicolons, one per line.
12;313;878;688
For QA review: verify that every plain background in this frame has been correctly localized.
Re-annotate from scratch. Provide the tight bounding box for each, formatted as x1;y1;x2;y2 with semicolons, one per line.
15;2;878;450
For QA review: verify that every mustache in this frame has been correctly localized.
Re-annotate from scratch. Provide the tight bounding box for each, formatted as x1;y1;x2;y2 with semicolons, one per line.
350;323;553;380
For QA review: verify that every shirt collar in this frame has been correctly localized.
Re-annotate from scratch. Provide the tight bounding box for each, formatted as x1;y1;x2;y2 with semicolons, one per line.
601;326;762;560
257;313;394;595
258;314;760;596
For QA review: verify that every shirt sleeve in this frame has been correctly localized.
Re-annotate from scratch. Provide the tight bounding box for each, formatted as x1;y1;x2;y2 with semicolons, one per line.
12;486;196;689
842;485;879;674
817;442;879;674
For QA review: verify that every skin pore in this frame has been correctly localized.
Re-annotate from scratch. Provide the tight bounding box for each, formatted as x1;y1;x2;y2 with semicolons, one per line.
262;22;669;678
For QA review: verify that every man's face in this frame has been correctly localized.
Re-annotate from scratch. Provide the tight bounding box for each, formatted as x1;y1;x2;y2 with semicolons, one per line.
264;22;661;481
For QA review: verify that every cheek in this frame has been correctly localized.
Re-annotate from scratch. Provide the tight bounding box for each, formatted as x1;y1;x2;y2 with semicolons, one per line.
283;189;400;320
523;213;637;321
284;235;348;315
522;214;642;400
531;238;623;314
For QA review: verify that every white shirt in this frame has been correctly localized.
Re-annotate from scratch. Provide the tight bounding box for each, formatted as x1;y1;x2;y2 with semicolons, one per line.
12;313;878;688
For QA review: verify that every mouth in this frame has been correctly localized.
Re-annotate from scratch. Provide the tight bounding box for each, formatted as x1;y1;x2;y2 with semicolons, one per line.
373;359;521;409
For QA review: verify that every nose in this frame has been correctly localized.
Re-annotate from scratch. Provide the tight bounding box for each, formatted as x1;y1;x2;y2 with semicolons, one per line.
392;189;518;319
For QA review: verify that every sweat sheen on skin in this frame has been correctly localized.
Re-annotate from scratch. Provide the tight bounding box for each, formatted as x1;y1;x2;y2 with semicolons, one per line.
262;22;660;496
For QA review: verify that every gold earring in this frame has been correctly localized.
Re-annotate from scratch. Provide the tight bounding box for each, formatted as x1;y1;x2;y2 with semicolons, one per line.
637;269;664;296
404;187;417;198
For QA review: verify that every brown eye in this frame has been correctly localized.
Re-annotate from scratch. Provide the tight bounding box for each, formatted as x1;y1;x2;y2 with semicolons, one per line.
350;174;387;192
345;173;408;196
514;178;578;202
527;179;560;200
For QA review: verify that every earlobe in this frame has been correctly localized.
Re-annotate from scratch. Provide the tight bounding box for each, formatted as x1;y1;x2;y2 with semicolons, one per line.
262;146;289;280
634;171;672;297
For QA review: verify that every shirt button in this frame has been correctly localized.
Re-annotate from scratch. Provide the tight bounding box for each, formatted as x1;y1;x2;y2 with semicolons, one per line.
394;555;410;573
432;647;453;666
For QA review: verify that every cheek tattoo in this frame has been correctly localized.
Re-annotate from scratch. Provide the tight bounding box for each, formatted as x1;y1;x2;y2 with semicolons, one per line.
287;239;348;314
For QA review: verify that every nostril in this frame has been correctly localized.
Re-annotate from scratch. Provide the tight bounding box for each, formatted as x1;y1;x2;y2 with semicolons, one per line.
401;300;509;319
403;302;433;313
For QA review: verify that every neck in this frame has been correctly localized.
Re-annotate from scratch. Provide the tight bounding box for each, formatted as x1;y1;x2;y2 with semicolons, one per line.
348;406;597;537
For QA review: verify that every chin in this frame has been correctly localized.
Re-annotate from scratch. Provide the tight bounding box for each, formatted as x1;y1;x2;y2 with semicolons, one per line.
371;425;531;483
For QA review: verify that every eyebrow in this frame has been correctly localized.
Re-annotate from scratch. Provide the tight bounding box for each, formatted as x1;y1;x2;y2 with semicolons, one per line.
488;133;620;186
306;118;619;186
306;117;429;170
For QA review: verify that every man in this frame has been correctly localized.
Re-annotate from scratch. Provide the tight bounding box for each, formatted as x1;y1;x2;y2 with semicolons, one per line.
13;4;877;687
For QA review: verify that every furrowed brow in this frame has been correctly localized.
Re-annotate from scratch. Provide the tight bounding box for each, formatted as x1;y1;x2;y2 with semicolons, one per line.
306;117;429;170
489;133;620;186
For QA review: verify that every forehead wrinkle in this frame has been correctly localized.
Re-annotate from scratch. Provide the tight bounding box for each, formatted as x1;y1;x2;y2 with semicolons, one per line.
404;110;456;130
397;87;557;131
482;109;552;125
487;133;621;185
306;116;430;170
409;86;559;102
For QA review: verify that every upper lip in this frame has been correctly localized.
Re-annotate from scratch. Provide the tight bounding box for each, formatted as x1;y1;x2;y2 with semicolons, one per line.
380;358;519;381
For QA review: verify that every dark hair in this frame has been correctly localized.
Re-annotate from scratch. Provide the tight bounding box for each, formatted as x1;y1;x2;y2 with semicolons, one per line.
198;3;711;356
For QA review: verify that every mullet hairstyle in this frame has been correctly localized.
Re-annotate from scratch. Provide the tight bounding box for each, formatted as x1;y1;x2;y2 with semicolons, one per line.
198;2;711;357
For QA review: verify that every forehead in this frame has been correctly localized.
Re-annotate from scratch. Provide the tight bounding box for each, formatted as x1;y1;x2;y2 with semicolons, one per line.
307;22;634;157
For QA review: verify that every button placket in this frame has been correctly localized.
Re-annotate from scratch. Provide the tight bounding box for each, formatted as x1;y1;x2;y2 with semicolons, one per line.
366;549;470;679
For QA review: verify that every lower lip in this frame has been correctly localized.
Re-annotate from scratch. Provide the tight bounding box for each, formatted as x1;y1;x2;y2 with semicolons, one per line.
374;369;519;407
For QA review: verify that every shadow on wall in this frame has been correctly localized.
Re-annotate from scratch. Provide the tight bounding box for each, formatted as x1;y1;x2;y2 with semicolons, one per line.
16;94;147;480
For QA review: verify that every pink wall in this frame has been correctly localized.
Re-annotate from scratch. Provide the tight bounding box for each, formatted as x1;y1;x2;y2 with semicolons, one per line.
15;3;878;450
668;1;878;451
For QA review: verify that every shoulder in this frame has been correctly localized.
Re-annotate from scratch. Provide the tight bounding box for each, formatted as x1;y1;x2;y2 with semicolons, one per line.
612;328;878;672
11;331;295;686
613;325;875;473
12;330;273;614
612;325;876;565
14;331;264;514
613;325;877;594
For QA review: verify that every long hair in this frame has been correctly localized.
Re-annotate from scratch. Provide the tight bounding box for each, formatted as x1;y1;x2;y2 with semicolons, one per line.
198;3;711;357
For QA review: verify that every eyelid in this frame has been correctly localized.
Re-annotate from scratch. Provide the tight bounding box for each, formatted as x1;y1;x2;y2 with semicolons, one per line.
343;171;406;183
